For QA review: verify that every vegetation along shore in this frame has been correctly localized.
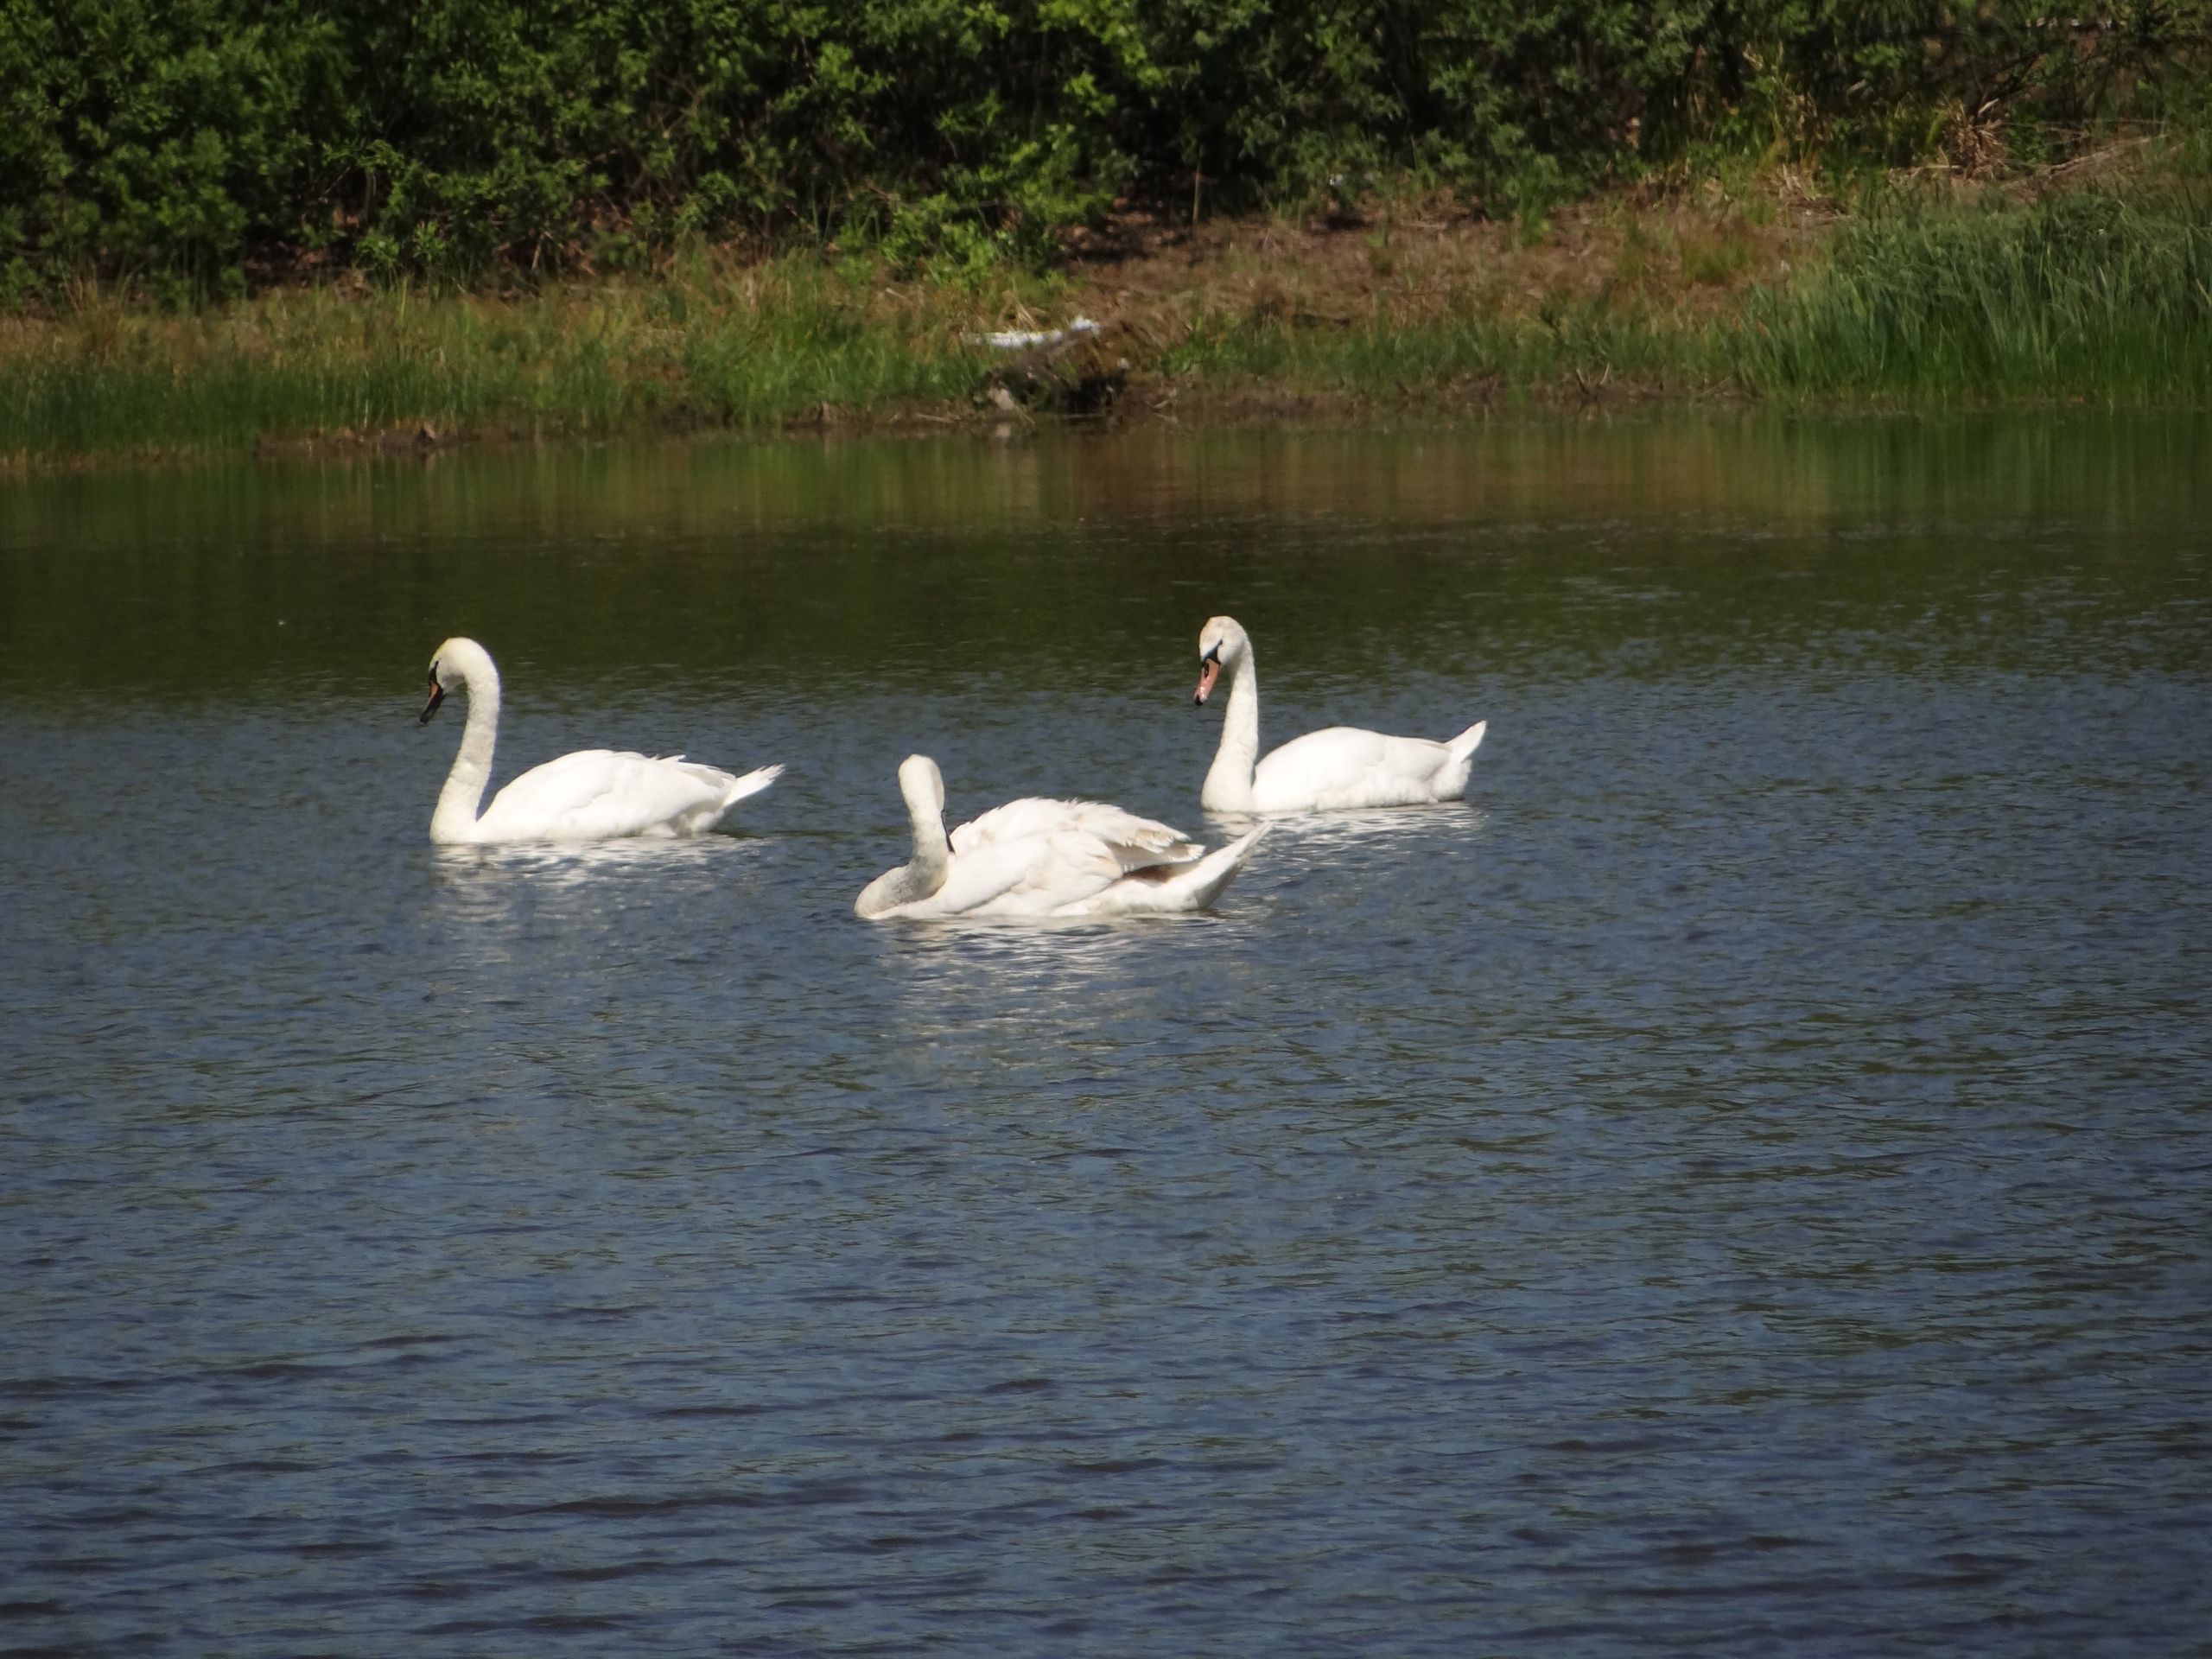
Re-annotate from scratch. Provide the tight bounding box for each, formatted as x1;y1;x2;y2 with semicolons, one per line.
5;1;2209;464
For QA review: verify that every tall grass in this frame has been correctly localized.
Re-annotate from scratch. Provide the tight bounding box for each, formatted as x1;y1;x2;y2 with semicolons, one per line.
1160;305;1719;404
0;260;988;460
1734;189;2212;400
8;181;2212;463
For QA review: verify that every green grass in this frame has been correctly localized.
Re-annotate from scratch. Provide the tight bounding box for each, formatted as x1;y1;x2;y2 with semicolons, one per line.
1160;303;1719;404
0;258;997;460
1734;188;2212;401
7;181;2212;464
1165;187;2212;410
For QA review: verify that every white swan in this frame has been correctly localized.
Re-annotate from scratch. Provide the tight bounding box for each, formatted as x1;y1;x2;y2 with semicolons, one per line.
418;637;782;844
1192;615;1484;814
856;755;1266;919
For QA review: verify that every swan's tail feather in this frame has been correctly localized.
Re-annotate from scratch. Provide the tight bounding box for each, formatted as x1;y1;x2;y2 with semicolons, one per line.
720;764;785;809
1170;825;1268;909
1423;718;1486;800
1090;825;1268;913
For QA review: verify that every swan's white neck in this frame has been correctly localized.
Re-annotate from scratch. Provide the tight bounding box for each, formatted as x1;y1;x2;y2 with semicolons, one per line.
855;770;953;916
431;644;501;844
1201;646;1261;812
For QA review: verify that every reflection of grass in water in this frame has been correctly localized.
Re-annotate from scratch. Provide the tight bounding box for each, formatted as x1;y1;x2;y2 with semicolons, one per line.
0;258;987;460
1736;190;2212;401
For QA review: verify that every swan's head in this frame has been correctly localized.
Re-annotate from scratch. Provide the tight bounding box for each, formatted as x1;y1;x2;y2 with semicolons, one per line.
419;636;488;724
855;755;952;918
1194;615;1249;705
896;753;947;824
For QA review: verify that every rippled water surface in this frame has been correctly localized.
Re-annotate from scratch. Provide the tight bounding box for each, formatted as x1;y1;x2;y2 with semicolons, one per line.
3;420;2209;1656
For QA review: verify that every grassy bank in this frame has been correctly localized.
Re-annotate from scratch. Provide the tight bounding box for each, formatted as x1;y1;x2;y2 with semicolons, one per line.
0;262;990;461
1116;168;2212;410
5;167;2210;465
1737;188;2212;399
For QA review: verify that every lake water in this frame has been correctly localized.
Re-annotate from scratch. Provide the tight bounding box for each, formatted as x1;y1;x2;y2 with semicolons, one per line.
3;418;2208;1656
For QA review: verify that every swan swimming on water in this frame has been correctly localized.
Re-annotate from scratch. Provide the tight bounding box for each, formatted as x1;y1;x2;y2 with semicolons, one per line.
1192;615;1484;813
418;637;782;844
856;754;1266;919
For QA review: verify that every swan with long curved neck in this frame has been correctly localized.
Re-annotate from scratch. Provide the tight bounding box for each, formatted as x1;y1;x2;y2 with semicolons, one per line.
1192;615;1484;813
856;754;1266;919
418;637;782;844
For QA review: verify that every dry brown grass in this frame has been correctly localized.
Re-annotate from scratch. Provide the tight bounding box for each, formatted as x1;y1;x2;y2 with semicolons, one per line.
1056;179;1840;363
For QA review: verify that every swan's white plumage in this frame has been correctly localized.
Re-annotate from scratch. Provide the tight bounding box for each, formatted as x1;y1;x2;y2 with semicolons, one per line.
856;755;1264;920
925;830;1122;916
1249;724;1484;814
1194;615;1484;814
952;798;1202;868
470;749;781;842
421;637;780;845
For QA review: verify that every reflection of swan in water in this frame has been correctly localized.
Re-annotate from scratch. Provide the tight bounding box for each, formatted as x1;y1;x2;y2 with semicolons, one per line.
418;637;781;844
426;836;763;963
855;754;1265;920
432;835;759;883
1193;615;1484;813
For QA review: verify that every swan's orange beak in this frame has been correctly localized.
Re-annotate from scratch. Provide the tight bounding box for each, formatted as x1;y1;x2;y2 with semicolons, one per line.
1194;657;1221;705
419;674;448;725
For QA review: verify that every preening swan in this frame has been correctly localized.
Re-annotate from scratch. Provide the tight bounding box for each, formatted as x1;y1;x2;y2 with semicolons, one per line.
856;755;1266;919
418;637;782;844
1192;615;1484;814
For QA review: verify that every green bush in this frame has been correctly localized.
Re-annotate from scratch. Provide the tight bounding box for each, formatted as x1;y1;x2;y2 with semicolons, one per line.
0;1;341;301
1;0;2207;298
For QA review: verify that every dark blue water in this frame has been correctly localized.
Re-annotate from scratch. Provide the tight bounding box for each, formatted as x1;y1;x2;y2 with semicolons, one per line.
3;422;2209;1656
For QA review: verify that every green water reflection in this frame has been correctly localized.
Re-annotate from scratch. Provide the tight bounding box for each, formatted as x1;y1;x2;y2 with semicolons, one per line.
3;414;2207;701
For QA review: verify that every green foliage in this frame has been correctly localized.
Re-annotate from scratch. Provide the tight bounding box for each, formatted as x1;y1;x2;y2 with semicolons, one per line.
1677;222;1761;284
0;0;2207;296
0;259;984;455
0;0;341;301
1157;288;1715;402
10;180;2212;462
1734;188;2212;398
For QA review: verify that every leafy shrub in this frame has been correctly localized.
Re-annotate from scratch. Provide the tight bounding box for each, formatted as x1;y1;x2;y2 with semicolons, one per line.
1;0;2206;297
0;0;341;301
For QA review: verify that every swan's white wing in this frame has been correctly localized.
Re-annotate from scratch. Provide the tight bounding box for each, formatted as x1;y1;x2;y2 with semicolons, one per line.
1056;801;1203;868
953;798;1199;870
950;798;1056;852
967;831;1128;915
474;749;749;842
1056;826;1269;916
900;830;1128;918
917;835;1054;914
1251;726;1467;812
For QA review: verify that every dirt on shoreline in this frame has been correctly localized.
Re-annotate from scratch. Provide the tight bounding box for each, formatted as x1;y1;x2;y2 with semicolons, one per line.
1068;176;1835;340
